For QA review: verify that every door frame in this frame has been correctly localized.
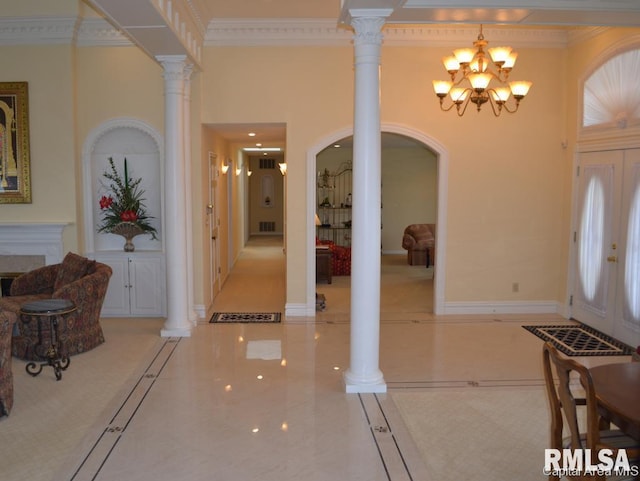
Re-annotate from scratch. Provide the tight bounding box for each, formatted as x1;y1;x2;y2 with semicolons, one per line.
568;136;640;323
305;124;449;316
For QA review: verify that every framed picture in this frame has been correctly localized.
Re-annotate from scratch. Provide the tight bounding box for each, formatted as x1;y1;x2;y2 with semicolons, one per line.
0;82;31;203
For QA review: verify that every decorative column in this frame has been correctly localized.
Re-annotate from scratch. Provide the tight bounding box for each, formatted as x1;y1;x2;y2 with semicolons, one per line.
158;55;192;337
183;64;198;324
343;11;390;393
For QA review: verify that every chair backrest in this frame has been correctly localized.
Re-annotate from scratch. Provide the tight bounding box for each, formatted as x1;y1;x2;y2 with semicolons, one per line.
542;342;601;452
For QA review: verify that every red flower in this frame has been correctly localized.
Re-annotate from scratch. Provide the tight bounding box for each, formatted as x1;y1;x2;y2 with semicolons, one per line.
120;210;138;222
99;195;114;210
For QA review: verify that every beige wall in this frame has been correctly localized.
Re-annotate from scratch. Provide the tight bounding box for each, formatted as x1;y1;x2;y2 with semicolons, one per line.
74;46;164;252
4;18;640;316
381;147;437;253
248;156;285;235
0;44;77;249
199;43;569;306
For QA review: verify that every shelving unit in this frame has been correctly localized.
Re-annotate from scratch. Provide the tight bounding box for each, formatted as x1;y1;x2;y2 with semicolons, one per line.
316;163;352;247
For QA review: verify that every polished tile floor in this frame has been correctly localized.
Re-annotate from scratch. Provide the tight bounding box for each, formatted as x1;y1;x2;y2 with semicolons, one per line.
6;236;629;481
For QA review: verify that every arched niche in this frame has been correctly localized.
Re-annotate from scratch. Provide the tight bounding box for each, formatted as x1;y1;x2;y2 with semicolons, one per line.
82;118;164;253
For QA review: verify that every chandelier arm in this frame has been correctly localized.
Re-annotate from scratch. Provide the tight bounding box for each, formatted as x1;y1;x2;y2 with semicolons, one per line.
500;99;521;114
456;97;473;117
437;98;462;113
486;96;503;117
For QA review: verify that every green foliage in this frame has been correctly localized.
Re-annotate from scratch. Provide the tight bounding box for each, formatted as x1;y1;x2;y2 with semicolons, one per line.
97;157;157;239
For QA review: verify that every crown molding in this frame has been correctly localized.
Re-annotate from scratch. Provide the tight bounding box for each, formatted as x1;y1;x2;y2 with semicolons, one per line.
205;19;354;47
566;26;611;46
77;17;132;47
205;19;569;48
0;16;573;49
0;16;78;45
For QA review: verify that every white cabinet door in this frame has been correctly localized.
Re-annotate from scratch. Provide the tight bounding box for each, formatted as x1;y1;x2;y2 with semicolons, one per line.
93;252;166;317
130;256;166;317
100;257;130;316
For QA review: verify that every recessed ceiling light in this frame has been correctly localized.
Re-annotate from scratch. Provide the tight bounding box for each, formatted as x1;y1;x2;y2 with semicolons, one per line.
243;147;282;152
334;144;341;148
248;132;256;137
256;143;262;147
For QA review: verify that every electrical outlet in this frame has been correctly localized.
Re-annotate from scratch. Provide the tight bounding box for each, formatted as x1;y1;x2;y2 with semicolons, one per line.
512;282;519;293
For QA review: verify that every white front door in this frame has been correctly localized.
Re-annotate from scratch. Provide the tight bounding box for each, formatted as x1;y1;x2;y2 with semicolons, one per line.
613;148;640;347
572;149;640;347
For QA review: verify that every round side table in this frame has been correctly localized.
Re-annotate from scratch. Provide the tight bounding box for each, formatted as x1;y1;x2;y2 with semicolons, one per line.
20;299;77;381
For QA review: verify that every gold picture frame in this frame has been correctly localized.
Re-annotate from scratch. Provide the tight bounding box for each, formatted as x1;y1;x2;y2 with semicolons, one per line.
0;82;31;203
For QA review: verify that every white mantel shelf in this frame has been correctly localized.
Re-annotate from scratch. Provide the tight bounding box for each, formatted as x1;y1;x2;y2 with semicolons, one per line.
0;223;70;265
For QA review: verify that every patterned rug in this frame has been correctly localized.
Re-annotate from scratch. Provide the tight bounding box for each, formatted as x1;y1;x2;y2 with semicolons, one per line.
523;323;633;356
209;312;281;323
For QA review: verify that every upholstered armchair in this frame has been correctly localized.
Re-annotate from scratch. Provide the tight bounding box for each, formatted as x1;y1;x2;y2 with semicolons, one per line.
402;224;436;267
0;314;15;416
0;252;112;361
317;240;351;276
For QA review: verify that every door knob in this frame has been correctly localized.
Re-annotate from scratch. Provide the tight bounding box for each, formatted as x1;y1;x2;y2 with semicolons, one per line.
607;255;617;263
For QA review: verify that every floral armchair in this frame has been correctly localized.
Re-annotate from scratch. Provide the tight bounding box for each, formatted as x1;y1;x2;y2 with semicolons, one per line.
0;313;14;416
0;252;112;362
317;240;351;276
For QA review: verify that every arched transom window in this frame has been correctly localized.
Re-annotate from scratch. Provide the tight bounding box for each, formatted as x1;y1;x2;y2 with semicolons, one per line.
583;49;640;129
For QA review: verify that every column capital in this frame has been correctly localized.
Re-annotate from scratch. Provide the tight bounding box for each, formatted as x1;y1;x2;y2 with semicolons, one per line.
156;55;188;81
348;9;390;46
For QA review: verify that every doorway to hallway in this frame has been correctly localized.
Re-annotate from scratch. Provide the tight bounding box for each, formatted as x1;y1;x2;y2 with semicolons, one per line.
211;235;286;313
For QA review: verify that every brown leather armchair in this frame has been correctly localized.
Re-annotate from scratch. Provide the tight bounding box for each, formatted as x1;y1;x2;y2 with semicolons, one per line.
402;224;436;267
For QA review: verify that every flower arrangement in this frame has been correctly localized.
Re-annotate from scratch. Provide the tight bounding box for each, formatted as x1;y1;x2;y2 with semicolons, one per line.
98;157;157;240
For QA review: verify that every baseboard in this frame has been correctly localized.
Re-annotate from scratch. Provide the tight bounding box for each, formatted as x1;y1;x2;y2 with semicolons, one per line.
443;300;562;315
194;304;207;323
285;302;315;318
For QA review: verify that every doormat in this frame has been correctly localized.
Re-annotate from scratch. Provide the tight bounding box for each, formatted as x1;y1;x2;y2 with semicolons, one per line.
209;312;281;323
523;324;633;356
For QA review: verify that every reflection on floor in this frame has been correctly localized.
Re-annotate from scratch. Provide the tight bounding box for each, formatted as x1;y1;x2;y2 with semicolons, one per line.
2;236;632;481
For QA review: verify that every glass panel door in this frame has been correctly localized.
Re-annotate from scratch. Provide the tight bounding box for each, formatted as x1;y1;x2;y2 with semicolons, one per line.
572;150;622;335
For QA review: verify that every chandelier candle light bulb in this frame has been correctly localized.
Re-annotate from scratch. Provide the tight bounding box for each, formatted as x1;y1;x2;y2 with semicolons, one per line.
432;25;532;116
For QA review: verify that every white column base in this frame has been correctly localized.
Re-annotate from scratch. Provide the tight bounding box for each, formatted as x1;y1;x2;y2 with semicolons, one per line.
343;371;387;393
161;326;192;338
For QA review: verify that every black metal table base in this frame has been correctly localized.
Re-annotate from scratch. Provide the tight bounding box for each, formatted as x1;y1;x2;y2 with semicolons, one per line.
20;299;76;381
26;347;70;380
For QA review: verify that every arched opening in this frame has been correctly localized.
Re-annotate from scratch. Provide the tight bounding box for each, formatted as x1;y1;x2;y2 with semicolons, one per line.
306;125;449;316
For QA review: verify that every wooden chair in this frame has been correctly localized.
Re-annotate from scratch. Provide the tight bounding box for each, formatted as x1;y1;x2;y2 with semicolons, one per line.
542;342;639;480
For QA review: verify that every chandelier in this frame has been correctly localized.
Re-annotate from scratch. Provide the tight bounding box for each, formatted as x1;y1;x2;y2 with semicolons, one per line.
432;25;532;117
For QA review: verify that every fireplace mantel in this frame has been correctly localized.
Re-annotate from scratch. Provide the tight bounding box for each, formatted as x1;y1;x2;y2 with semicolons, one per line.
0;223;69;265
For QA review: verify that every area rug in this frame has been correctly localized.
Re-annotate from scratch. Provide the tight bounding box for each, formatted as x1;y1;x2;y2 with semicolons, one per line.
209;312;281;323
391;388;549;481
523;324;633;356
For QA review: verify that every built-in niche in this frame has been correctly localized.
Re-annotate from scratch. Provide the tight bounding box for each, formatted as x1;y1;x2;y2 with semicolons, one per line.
83;118;163;253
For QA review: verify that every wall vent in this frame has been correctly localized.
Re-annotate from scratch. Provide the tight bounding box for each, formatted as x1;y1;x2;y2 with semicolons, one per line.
260;158;276;169
259;221;276;232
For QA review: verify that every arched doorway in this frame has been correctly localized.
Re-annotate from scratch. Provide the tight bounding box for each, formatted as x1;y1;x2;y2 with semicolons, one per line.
306;124;449;316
